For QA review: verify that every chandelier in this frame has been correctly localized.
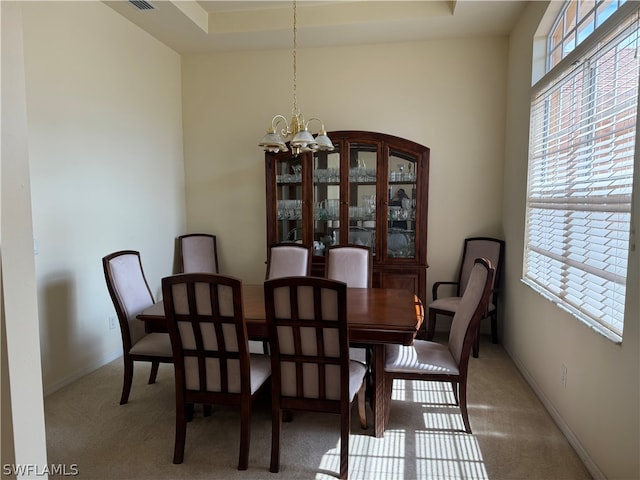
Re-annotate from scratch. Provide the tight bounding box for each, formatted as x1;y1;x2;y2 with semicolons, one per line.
258;0;333;155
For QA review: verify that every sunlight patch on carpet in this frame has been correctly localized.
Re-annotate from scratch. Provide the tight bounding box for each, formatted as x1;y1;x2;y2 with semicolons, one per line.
391;379;457;404
417;431;488;479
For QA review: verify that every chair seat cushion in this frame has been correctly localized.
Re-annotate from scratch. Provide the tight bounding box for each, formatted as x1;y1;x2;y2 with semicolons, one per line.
130;332;173;357
429;297;495;315
249;354;272;394
348;360;367;402
385;340;459;375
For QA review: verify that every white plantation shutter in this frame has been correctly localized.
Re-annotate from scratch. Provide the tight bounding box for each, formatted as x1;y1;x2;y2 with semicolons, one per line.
524;6;638;340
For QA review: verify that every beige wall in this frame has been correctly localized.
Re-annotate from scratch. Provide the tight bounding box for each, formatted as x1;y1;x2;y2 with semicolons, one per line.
503;3;640;479
182;37;507;286
1;2;47;472
20;1;187;393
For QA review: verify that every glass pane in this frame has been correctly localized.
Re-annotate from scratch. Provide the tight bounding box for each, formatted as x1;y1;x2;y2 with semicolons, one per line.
275;156;303;244
565;1;578;31
550;19;564;52
596;0;618;27
312;146;341;256
348;143;377;254
578;0;596;24
577;10;595;43
388;149;417;259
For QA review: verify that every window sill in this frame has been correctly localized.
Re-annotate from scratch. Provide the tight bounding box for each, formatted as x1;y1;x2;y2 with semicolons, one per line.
520;278;623;345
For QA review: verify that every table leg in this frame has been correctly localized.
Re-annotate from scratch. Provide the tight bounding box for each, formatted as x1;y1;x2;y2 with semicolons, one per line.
371;344;386;438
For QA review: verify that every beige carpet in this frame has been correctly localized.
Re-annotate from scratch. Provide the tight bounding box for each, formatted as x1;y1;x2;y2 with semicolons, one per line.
44;336;592;480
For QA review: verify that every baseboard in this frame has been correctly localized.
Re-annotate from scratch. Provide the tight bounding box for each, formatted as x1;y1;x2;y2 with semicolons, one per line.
43;349;122;397
502;343;605;480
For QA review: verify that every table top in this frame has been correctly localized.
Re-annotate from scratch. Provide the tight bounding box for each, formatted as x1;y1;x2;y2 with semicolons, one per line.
139;284;423;346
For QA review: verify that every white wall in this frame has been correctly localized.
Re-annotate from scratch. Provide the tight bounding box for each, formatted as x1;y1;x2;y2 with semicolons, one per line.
503;3;640;479
181;37;508;287
20;1;187;393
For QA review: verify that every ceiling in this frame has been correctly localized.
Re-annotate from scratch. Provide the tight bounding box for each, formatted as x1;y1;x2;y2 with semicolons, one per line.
104;0;528;53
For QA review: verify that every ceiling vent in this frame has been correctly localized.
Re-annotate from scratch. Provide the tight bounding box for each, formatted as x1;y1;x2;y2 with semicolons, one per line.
129;1;155;11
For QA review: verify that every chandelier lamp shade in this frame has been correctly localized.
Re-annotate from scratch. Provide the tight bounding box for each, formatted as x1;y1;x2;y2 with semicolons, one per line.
258;0;333;155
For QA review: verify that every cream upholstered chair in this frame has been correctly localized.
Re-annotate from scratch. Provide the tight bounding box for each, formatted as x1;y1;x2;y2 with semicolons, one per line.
102;250;173;405
426;237;504;357
265;243;311;280
264;276;367;480
178;233;219;274
325;245;372;288
325;245;372;365
385;258;494;434
162;273;271;470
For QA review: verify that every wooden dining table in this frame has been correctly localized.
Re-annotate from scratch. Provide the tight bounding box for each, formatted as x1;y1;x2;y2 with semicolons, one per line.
138;284;423;438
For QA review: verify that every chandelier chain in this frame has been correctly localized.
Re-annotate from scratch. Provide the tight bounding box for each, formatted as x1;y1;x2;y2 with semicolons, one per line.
292;0;298;116
258;0;332;154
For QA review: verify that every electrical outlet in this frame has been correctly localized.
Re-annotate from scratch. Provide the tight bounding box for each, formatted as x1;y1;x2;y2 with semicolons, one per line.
561;364;567;388
108;316;117;330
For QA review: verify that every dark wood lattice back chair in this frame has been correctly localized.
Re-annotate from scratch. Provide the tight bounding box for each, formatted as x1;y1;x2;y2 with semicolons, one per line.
264;276;367;480
162;273;271;470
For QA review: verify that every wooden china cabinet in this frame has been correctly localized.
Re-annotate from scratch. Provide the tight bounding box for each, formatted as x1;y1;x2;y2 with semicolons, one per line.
265;130;429;302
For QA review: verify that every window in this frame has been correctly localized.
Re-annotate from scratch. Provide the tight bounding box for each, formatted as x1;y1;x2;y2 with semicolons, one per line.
548;0;627;70
523;1;638;341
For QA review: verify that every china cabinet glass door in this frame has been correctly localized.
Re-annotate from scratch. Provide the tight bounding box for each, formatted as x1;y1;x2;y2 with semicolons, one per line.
348;143;378;255
312;146;341;256
386;149;418;259
275;156;304;244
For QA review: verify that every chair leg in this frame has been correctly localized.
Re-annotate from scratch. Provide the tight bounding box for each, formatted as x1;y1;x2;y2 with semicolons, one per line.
237;397;250;470
491;311;498;344
340;401;350;480
203;405;212;417
120;356;134;405
450;381;459;406
148;361;160;384
173;402;187;464
472;328;480;358
357;380;367;429
270;405;282;473
426;309;437;340
383;373;393;427
459;380;472;434
186;403;194;422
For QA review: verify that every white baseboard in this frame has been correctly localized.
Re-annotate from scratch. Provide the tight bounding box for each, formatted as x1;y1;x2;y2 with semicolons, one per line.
502;343;605;480
43;349;122;397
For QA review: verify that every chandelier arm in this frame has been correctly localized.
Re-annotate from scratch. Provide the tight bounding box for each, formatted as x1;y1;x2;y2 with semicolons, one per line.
305;117;327;134
271;114;291;137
